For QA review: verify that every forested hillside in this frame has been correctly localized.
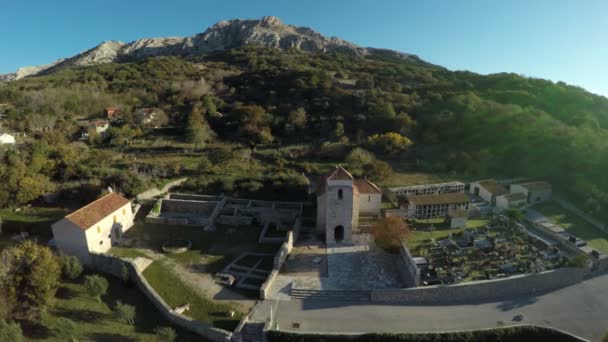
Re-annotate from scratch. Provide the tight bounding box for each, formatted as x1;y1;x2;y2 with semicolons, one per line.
1;46;607;214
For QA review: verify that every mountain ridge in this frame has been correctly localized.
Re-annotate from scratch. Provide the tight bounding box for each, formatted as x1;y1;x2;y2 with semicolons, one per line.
0;16;422;80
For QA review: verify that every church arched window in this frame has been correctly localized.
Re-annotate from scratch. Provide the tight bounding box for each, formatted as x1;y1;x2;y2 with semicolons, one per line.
338;189;343;200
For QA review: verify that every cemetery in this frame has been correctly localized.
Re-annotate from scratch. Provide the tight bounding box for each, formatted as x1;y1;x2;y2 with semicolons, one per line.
407;214;568;285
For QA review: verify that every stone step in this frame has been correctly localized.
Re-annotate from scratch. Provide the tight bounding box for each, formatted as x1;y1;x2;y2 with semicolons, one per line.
291;288;370;301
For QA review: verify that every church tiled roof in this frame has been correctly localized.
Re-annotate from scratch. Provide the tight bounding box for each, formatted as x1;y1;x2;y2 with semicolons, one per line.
315;166;381;195
65;192;130;230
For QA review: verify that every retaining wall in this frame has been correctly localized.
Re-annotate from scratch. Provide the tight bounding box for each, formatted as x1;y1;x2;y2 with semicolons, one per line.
371;267;586;304
260;231;294;300
396;242;420;287
136;178;188;201
89;253;232;341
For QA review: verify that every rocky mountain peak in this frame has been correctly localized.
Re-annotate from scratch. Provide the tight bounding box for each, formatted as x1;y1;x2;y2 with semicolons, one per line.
1;16;421;80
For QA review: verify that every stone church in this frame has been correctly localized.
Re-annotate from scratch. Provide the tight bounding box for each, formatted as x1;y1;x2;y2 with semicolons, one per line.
316;166;382;245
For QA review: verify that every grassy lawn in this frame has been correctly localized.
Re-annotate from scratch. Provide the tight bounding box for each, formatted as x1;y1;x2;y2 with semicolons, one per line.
108;246;149;259
534;201;608;253
123;222;279;271
142;260;243;331
0;207;68;223
27;274;198;342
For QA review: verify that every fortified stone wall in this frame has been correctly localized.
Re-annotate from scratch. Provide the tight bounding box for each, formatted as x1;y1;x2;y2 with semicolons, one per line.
89;253;232;341
371;267;586;304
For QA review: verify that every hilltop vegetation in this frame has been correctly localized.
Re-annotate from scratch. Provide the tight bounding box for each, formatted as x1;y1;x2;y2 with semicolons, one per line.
1;45;608;213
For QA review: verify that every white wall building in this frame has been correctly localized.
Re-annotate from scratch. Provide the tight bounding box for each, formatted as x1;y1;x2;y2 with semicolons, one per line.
406;192;470;219
510;181;552;204
495;192;528;211
316;166;382;245
386;181;465;203
469;179;507;206
52;192;134;265
0;133;15;145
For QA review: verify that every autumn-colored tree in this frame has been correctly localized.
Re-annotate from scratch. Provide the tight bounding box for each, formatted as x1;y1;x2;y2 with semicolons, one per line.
287;107;307;129
231;105;273;144
0;241;61;320
366;132;413;155
372;217;410;253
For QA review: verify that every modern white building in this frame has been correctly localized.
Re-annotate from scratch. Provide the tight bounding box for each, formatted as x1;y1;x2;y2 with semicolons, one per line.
0;133;15;145
469;179;507;206
510;181;552;204
495;192;528;211
52;192;134;265
316;166;382;245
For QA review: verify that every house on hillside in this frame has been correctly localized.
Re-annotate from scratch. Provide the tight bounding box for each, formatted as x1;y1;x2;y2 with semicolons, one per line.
135;107;167;128
89;120;110;135
104;107;121;120
315;166;382;245
469;179;507;206
51;192;134;265
0;133;15;145
510;181;552;204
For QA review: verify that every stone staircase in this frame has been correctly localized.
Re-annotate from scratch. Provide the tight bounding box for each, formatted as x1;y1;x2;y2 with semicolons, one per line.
290;288;371;301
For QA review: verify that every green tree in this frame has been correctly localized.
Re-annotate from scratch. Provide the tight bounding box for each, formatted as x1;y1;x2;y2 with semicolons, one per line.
366;132;413;155
186;105;213;151
364;160;394;181
84;275;109;303
61;255;83;280
505;208;523;223
16;174;52;205
0;320;23;342
54;318;79;342
287;107;307;129
0;241;61;320
113;300;136;325
345;148;375;170
154;326;177;342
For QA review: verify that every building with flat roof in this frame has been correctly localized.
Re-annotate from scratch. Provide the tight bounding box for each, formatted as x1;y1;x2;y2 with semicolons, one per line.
511;181;552;204
469;179;507;206
496;192;528;211
406;192;470;219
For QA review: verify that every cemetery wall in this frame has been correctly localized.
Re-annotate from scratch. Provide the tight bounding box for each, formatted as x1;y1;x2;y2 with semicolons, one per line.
371;267;586;304
89;253;232;341
396;242;420;287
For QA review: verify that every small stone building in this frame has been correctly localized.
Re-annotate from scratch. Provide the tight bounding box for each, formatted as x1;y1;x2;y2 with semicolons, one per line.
316;166;382;245
447;209;468;228
495;192;528;211
52;192;134;265
510;181;552;204
469;179;507;206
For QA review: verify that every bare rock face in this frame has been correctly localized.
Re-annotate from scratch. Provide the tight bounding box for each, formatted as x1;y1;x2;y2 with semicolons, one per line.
1;16;420;80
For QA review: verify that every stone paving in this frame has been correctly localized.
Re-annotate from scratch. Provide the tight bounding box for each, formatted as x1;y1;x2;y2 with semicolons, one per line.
266;233;403;299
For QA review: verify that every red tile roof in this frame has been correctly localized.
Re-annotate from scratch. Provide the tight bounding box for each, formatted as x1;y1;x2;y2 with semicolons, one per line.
354;179;382;194
327;166;354;181
65;192;130;230
407;192;469;206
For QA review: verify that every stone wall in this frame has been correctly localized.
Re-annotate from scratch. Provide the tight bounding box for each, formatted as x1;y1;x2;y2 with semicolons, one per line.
161;199;217;217
371;267;586;305
260;231;294;300
396;242;420;287
89;253;232;341
136;178;188;201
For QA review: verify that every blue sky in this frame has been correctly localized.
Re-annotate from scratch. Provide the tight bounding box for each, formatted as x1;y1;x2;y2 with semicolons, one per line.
1;0;606;97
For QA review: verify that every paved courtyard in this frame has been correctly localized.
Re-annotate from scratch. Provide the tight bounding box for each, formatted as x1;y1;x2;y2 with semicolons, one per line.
266;233;403;300
273;272;608;341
